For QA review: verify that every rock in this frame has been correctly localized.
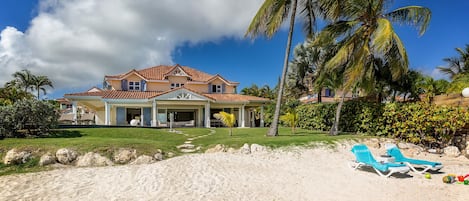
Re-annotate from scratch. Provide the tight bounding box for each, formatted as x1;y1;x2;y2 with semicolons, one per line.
76;152;113;167
130;155;155;165
3;149;31;165
113;148;137;164
167;152;175;158
226;148;237;153
444;146;461;157
250;144;267;153
177;144;195;149
154;153;164;161
205;144;226;153
56;148;78;165
39;152;56;166
363;138;380;149
239;143;251;154
397;142;409;149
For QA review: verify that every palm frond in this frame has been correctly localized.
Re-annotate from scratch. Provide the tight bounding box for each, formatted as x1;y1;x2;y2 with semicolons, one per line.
266;0;290;37
299;0;318;38
372;18;393;53
385;6;431;36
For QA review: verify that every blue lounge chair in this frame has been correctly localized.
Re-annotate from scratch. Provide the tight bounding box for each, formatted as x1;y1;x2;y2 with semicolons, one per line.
350;144;410;177
386;144;443;174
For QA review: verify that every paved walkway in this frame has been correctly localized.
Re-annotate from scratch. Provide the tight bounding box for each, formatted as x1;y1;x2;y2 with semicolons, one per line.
175;129;216;153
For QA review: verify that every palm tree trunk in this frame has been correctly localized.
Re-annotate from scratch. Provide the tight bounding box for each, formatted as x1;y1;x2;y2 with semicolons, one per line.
267;0;298;137
36;85;40;100
330;90;346;135
317;87;322;103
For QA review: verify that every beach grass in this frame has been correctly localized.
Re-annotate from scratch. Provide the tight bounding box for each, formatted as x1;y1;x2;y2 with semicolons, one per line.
0;127;363;176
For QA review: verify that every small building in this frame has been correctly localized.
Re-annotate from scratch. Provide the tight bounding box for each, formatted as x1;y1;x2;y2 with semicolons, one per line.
64;64;270;127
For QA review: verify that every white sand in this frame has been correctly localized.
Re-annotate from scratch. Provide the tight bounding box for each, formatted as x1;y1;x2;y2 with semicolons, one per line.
1;144;468;201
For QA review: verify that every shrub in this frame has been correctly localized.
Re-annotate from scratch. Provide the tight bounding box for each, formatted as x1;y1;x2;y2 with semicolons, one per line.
0;99;59;137
297;101;469;148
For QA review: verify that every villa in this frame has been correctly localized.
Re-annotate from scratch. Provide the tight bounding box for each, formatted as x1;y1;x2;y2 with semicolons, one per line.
64;64;270;128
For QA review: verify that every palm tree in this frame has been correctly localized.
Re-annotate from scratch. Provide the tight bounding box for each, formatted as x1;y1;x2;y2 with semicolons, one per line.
280;111;299;134
11;69;35;92
213;112;236;136
437;44;469;79
241;84;261;97
246;0;320;136
32;75;54;99
314;0;431;135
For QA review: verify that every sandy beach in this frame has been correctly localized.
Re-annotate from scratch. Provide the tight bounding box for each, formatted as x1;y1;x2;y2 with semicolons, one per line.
1;143;468;201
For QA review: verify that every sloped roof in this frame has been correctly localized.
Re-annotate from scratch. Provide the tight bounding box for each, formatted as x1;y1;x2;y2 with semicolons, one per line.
65;89;270;103
105;64;235;83
203;93;270;102
65;91;162;99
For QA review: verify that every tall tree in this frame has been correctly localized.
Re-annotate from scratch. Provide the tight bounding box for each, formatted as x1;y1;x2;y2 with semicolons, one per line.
10;69;35;92
437;44;469;79
314;0;431;135
246;0;320;136
32;75;54;99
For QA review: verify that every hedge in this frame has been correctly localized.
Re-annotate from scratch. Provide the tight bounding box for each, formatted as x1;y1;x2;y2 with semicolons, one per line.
297;101;469;147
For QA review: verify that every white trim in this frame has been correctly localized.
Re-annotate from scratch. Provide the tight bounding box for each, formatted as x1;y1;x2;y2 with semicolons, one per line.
153;88;210;101
121;71;146;80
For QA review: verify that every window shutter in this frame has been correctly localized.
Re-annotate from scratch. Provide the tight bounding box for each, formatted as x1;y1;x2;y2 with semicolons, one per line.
208;84;212;94
121;79;128;91
222;84;226;93
141;80;146;91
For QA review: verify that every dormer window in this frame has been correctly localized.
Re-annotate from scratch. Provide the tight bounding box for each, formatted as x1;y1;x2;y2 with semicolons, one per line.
129;81;140;91
171;83;184;89
212;85;222;93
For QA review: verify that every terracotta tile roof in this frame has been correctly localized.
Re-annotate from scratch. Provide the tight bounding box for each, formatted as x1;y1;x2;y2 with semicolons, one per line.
102;91;161;99
65;91;162;99
64;91;105;97
105;64;235;83
203;93;270;102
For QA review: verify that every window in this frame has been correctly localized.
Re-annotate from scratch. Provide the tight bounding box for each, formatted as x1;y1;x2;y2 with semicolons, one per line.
170;83;184;89
212;85;222;93
129;81;140;91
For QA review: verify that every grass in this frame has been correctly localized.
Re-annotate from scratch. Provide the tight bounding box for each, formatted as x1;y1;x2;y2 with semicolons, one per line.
0;127;364;176
179;127;364;150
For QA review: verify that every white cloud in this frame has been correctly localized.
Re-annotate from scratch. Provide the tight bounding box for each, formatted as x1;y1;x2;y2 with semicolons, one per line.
0;0;263;91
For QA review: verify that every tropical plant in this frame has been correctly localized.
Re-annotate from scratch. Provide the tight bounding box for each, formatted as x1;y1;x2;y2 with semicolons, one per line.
246;0;321;136
32;75;54;99
0;86;33;106
0;99;60;137
447;73;469;93
437;44;469;79
213;112;236;136
10;69;35;92
314;0;431;135
280;111;299;134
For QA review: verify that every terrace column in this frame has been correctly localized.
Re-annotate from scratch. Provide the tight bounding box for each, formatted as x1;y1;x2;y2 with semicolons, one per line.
140;108;144;126
241;104;245;127
105;101;110;125
152;100;157;127
72;101;78;124
260;105;264;127
205;102;210;128
198;107;203;127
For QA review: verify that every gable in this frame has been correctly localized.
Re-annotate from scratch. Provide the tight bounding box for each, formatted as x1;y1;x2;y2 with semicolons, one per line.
153;88;209;101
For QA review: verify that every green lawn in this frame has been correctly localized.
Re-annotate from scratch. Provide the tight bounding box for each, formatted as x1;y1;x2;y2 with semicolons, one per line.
0;127;364;176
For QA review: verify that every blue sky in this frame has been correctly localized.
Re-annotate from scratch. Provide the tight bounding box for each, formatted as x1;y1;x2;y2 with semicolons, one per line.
0;0;467;99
